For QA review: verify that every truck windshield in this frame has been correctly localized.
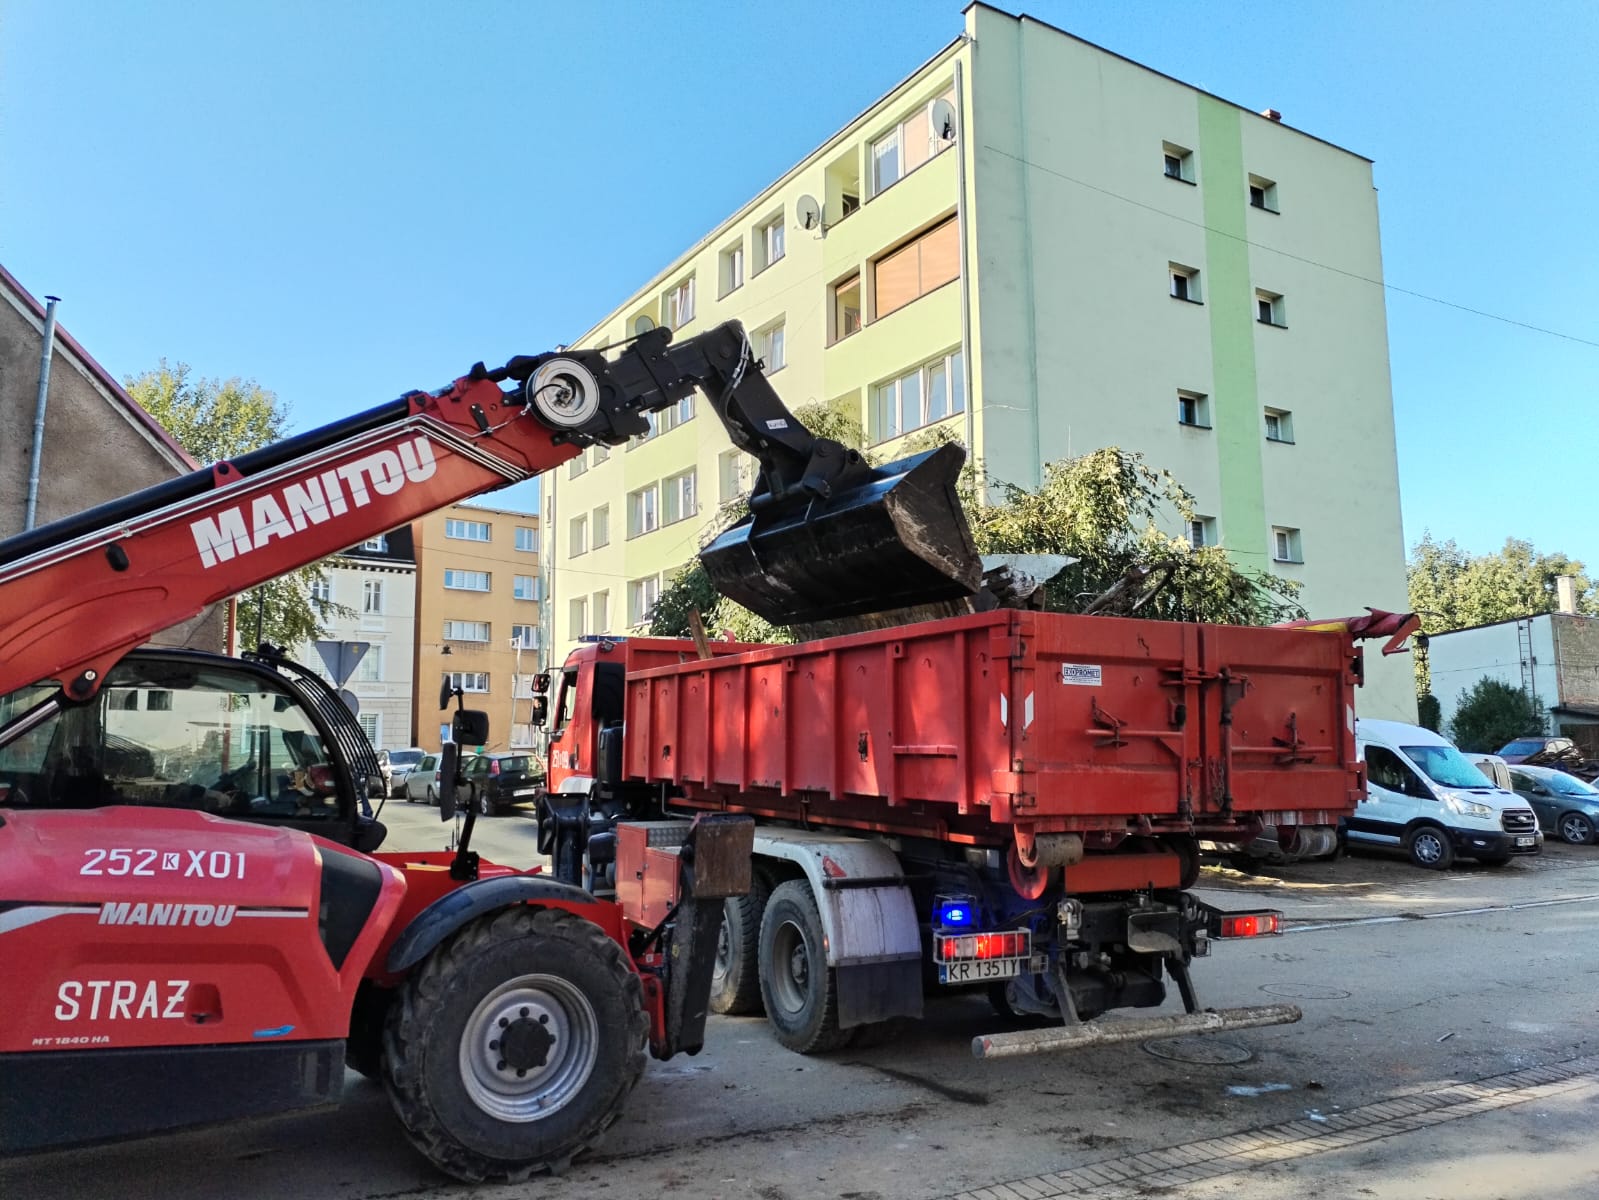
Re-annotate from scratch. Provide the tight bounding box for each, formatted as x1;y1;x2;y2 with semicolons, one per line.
1404;744;1493;789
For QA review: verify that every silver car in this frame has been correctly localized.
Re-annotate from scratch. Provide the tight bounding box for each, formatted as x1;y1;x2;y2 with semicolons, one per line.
385;747;428;797
403;752;443;804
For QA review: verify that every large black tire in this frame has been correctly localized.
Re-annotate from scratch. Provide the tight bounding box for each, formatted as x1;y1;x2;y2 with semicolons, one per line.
757;880;850;1054
383;906;647;1183
1406;824;1454;870
709;874;771;1016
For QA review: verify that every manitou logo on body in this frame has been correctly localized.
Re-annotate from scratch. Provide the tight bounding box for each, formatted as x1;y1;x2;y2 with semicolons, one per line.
190;435;437;568
55;979;188;1022
99;901;238;928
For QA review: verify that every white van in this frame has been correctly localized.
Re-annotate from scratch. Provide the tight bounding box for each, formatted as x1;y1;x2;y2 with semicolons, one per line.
1350;719;1542;869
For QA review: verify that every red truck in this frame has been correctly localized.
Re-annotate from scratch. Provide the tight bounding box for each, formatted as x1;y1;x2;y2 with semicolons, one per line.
536;606;1411;1057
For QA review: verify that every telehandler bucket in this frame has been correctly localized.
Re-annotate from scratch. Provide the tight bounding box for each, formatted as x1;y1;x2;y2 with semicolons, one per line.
699;442;982;625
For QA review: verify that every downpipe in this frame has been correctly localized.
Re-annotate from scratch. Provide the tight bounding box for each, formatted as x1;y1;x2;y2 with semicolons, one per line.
23;295;61;531
971;1003;1303;1059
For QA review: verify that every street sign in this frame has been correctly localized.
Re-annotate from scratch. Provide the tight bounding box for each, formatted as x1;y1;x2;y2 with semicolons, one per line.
338;689;361;717
315;640;371;687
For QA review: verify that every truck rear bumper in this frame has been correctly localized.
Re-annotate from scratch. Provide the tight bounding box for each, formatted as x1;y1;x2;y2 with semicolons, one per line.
971;1003;1302;1059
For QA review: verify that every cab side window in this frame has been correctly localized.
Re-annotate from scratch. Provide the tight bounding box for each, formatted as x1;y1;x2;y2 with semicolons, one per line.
1366;746;1426;799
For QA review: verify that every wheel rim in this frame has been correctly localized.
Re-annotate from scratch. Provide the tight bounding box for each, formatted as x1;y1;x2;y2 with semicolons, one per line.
769;917;812;1016
1562;815;1590;843
479;792;491;816
712;918;733;986
458;974;599;1122
1414;831;1444;864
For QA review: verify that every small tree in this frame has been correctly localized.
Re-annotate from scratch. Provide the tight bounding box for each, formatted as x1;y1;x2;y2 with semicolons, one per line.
1448;679;1547;753
1416;692;1442;733
126;361;344;648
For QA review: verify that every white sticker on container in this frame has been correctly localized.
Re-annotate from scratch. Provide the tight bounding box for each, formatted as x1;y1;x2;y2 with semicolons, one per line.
1060;663;1103;687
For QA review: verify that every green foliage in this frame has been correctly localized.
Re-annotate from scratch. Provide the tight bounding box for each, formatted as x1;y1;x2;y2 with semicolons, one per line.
650;434;1304;640
1448;678;1548;753
1409;533;1597;632
126;362;343;650
1416;692;1442;733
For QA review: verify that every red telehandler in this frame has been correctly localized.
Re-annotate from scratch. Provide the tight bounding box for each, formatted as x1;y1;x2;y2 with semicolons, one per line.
0;320;976;1180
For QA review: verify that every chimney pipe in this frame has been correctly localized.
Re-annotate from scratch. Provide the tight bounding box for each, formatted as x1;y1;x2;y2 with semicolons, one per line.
1555;575;1579;615
1261;108;1282;122
24;295;62;531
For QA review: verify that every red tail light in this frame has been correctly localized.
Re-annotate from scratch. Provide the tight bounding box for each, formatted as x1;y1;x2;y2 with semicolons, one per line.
1218;912;1281;938
489;760;500;776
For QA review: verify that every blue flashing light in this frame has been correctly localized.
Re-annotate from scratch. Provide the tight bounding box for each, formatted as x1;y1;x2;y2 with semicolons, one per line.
936;898;977;929
578;635;626;644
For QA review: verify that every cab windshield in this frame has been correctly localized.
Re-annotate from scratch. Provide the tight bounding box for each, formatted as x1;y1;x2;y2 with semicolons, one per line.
1404;744;1493;789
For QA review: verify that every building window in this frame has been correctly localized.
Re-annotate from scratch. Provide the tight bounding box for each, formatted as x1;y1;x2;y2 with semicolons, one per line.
1177;390;1210;429
1273;526;1303;563
592;590;610;633
1162;142;1195;183
871;349;964;443
871;87;956;195
568;453;587;480
757;321;785;372
662;469;697;525
444;671;489;694
1256;290;1286;327
569;514;588;558
590;442;609;466
720;242;745;297
874;216;959;320
445;518;490;541
757;215;785;272
443;568;490;591
513;575;537;601
1248;175;1279;213
361;535;387;552
592;504;610;549
719;449;750;503
511;624;539;649
627;484;659;538
515;525;536;552
1169;264;1202;303
443;620;490;642
310;576;332;604
833;274;862;341
359;711;381;745
658;393;695;434
628;575;661;626
628;410;659;450
631;311;657;338
569;597;588;638
664;276;695;330
362;579;384;615
1264;408;1295;443
1188;517;1217;549
356;646;384;682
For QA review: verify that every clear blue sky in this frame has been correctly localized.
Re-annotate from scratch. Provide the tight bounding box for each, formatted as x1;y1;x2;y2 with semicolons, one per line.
5;1;1596;562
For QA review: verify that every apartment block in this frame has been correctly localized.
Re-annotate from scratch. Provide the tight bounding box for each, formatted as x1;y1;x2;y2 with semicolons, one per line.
542;2;1413;720
412;503;542;752
291;529;416;752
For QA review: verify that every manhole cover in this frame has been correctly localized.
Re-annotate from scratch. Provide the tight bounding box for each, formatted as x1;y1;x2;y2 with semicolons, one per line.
1261;983;1352;1000
1142;1037;1254;1065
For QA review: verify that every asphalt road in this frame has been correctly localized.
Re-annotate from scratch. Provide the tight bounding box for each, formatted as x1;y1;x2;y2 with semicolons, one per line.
6;811;1598;1200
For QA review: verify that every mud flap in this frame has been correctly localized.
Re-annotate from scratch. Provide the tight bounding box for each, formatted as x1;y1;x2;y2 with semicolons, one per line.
699;443;981;625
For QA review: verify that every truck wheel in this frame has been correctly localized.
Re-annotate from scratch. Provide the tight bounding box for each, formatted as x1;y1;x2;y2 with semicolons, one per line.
758;880;850;1054
1406;824;1453;870
709;874;770;1015
383;906;647;1183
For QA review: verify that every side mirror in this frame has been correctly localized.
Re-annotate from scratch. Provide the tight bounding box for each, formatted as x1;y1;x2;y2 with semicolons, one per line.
533;672;551;694
453;708;489;746
531;696;549;728
437;742;461;822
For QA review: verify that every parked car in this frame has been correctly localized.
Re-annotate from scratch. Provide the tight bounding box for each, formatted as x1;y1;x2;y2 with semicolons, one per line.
1350;719;1542;869
460;752;543;816
384;746;427;797
1507;764;1599;844
1496;736;1599;781
402;752;442;804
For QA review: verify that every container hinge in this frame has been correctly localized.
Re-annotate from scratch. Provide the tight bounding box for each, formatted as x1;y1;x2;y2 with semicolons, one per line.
1089;697;1127;748
1270;712;1316;765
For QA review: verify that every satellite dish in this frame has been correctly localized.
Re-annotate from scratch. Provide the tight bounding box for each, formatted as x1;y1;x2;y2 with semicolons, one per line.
931;97;958;142
632;314;655;336
796;194;821;231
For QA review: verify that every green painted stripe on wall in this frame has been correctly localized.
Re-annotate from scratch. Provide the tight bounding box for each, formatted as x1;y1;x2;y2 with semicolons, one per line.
1197;96;1266;568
